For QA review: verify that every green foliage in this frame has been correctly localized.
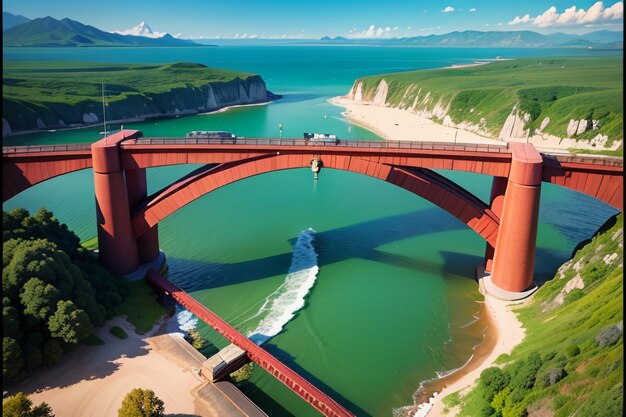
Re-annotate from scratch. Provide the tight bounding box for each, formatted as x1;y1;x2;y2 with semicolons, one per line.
41;339;63;366
3;337;24;383
48;300;93;343
113;280;167;334
442;392;461;413
83;334;105;346
2;208;131;381
2;61;257;132
2;392;55;417
454;214;623;416
230;362;254;383
21;278;61;321
354;57;623;153
118;388;164;417
478;367;510;402
110;326;128;340
565;345;580;357
576;383;623;417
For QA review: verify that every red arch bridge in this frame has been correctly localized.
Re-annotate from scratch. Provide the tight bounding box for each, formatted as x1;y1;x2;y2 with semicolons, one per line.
3;130;622;416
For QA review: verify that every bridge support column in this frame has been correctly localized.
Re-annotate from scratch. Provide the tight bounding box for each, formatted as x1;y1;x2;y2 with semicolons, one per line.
484;176;508;272
487;143;542;300
92;139;139;275
125;168;160;263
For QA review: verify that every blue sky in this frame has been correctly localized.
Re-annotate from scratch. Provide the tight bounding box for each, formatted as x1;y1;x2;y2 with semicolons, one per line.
3;0;623;39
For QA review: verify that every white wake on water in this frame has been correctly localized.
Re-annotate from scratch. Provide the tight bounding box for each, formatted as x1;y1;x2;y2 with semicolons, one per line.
173;228;320;347
248;227;319;345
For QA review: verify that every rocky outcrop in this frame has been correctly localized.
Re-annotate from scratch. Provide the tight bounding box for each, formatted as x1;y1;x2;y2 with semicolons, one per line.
3;75;280;135
372;80;388;106
498;105;530;139
566;118;600;137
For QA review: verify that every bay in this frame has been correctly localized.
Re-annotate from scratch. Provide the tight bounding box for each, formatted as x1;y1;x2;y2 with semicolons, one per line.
3;45;619;416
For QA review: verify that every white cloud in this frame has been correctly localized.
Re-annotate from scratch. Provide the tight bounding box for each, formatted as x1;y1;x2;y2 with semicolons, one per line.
350;24;400;38
508;14;531;25
509;1;623;27
469;8;477;12
442;6;455;13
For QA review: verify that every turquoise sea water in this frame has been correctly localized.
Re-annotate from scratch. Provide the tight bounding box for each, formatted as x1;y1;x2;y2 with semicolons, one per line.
3;46;619;416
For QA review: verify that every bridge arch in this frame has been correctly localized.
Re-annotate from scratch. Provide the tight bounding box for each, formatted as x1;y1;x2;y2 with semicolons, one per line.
131;153;500;246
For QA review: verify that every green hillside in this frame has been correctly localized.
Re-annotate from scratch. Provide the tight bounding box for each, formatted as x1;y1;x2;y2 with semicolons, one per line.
354;57;623;151
3;61;253;104
446;213;623;417
2;61;268;132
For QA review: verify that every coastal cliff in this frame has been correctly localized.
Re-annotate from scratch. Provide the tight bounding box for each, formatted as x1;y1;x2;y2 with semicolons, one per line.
2;62;280;135
344;57;623;153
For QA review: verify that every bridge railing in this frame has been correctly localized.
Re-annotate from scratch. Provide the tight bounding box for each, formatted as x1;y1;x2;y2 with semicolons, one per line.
2;143;92;154
542;153;624;167
131;137;512;154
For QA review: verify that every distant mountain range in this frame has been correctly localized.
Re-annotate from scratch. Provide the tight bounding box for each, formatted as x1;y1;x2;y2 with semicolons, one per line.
3;11;622;49
317;30;623;48
3;12;31;30
2;14;200;47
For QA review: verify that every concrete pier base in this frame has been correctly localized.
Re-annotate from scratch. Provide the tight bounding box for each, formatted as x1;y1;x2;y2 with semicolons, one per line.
202;344;249;382
477;264;538;301
125;251;167;281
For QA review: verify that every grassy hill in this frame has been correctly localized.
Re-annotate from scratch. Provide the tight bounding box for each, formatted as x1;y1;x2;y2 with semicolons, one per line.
353;57;623;152
446;213;623;417
2;61;273;133
2;16;198;47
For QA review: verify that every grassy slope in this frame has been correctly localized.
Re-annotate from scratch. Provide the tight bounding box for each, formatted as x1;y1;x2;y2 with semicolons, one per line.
3;61;254;106
356;57;623;149
450;214;623;417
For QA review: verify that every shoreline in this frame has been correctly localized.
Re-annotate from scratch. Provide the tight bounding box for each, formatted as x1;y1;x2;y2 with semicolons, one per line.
329;96;622;154
2;100;276;139
396;288;528;417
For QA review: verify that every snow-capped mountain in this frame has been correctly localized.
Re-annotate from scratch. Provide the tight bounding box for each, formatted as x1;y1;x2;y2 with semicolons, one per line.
114;21;169;38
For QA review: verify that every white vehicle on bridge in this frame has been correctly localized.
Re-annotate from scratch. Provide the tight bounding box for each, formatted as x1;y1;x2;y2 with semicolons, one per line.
304;132;339;144
187;131;236;140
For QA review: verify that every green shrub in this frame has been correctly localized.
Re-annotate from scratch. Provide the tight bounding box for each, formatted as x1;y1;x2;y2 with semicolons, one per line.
565;345;580;357
118;388;164;417
479;367;511;402
110;326;128;340
2;392;54;417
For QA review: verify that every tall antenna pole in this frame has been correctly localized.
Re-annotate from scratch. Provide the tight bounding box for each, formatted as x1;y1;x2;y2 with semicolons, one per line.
101;82;108;137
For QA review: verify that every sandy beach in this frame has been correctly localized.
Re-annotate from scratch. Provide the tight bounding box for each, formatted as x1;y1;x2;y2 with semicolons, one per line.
5;315;216;417
424;292;527;416
330;96;622;154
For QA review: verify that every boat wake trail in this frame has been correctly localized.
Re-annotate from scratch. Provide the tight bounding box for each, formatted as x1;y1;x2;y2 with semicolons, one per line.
248;228;319;345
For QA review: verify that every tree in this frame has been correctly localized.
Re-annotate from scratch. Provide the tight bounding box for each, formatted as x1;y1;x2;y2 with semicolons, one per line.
48;300;93;344
20;278;61;321
3;337;23;383
2;392;55;417
118;388;165;417
41;339;64;367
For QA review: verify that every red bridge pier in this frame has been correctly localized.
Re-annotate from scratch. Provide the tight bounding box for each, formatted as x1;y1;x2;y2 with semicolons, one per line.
92;131;159;275
483;143;542;299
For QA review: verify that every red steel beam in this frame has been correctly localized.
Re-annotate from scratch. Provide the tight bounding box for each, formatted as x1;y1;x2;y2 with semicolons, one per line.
145;269;355;417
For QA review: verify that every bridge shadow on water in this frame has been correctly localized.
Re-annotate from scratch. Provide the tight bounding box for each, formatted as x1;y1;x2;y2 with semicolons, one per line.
236;342;371;417
167;207;477;293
